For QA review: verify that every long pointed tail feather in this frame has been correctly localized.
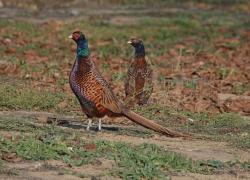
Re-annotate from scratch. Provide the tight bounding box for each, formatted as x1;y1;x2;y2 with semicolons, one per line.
123;109;189;137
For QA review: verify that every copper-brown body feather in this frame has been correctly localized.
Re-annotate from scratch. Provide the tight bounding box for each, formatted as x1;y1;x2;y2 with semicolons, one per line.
70;56;122;118
125;54;153;106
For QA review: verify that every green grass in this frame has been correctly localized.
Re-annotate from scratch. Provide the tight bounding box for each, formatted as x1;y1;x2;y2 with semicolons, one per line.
63;11;248;59
3;6;247;57
0;83;78;113
0;119;249;179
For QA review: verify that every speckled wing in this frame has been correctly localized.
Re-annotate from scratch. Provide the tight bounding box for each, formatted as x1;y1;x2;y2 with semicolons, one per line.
95;83;121;113
139;66;153;104
124;65;136;97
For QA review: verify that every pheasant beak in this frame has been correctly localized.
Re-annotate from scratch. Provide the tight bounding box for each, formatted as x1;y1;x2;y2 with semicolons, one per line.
68;34;73;39
127;40;132;44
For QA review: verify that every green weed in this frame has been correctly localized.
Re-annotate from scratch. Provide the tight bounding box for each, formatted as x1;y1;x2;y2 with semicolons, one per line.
57;77;69;85
158;74;165;81
102;61;109;68
183;80;199;89
232;153;250;169
111;71;126;82
220;67;228;79
234;84;244;94
58;169;75;175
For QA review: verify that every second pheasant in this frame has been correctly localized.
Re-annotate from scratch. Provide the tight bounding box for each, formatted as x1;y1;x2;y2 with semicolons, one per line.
125;38;153;107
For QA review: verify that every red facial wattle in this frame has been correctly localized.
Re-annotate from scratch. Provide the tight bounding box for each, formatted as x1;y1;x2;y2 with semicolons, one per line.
73;33;80;40
132;39;138;44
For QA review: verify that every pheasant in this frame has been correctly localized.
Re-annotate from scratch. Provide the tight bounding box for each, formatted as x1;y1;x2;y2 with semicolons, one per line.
125;38;153;107
68;31;188;137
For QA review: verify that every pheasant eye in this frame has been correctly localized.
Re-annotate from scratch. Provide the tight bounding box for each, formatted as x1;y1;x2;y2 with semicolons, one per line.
73;33;80;40
132;39;138;44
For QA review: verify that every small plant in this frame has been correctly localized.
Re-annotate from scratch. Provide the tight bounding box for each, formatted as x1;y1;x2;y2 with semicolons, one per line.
17;59;26;67
111;71;126;82
220;67;228;79
57;77;69;85
183;80;198;89
158;74;165;81
58;169;75;175
102;61;109;68
232;152;250;169
168;81;176;87
8;56;18;64
234;84;244;94
229;69;237;75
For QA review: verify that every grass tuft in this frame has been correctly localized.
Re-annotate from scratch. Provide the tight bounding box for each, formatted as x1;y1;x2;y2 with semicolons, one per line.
0;84;79;113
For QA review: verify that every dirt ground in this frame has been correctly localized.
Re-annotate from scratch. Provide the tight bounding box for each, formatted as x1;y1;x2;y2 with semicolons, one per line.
0;110;250;180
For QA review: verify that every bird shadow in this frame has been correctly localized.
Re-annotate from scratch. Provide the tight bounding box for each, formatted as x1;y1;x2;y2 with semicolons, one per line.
57;119;151;134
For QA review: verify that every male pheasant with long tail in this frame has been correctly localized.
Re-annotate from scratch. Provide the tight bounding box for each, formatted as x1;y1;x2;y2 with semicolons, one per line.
68;31;188;137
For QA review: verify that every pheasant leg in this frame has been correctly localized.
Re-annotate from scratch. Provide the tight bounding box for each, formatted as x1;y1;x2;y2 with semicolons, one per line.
98;118;102;131
86;118;92;131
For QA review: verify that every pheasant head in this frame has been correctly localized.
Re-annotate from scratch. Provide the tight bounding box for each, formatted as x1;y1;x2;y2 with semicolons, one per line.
69;31;90;56
127;38;145;58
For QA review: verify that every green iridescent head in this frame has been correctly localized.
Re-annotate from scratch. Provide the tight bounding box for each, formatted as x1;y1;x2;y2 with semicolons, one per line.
68;31;90;56
127;38;145;57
